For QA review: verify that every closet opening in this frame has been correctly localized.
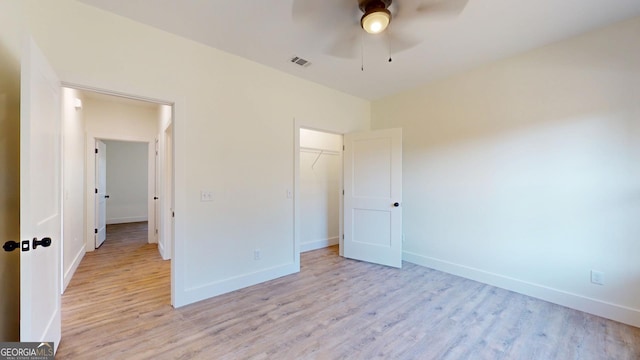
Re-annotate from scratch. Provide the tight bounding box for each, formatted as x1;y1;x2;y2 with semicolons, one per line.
297;128;344;258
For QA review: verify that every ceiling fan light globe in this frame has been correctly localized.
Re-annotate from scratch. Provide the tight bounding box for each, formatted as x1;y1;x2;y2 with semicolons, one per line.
361;9;391;34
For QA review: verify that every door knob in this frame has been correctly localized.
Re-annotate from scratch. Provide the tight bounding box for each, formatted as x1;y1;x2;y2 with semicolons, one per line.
3;240;20;252
33;237;52;250
154;196;159;200
104;195;110;199
393;202;400;207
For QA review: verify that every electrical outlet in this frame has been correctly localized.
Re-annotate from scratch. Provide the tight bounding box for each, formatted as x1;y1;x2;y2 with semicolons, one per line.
591;270;604;285
200;191;213;202
254;249;261;260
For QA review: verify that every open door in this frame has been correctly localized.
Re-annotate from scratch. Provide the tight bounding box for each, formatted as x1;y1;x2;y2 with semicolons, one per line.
154;138;160;244
163;125;174;260
20;37;62;350
95;139;107;248
344;128;402;268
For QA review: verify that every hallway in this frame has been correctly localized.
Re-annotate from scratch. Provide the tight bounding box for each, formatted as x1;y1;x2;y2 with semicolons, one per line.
58;222;170;358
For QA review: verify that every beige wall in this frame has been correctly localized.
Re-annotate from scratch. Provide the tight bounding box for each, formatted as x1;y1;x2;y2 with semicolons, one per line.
0;0;370;307
104;140;149;224
62;88;86;291
372;16;640;326
83;95;159;249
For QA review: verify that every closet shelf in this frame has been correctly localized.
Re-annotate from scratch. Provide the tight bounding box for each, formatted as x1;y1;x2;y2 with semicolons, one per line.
300;146;340;169
300;146;341;155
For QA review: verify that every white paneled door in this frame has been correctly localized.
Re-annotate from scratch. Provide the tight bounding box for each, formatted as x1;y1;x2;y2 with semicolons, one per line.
344;128;402;268
95;140;107;247
20;37;62;351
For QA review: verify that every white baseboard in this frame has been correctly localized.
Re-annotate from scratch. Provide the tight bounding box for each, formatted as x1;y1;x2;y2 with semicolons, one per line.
158;241;171;260
301;236;339;252
174;262;299;308
158;241;165;259
63;246;86;293
403;251;640;328
106;216;148;224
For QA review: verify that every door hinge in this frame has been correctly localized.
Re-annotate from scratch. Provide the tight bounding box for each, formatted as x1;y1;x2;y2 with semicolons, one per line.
94;228;98;234
95;148;98;154
343;145;345;151
342;190;344;195
342;234;344;239
155;229;158;234
95;188;98;194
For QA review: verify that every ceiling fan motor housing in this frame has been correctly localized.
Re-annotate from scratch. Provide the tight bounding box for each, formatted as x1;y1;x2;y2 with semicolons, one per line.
360;0;392;33
359;0;392;13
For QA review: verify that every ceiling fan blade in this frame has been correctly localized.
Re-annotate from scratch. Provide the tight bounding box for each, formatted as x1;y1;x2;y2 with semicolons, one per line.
292;0;361;31
326;26;362;59
392;0;468;24
382;29;422;54
416;0;469;17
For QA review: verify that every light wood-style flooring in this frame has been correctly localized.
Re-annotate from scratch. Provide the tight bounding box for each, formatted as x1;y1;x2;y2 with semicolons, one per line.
57;222;640;359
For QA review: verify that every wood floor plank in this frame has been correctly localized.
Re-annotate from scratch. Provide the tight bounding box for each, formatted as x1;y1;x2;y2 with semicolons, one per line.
56;222;640;359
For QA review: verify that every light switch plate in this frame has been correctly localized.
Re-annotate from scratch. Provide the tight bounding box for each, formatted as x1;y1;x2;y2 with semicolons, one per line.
200;191;213;202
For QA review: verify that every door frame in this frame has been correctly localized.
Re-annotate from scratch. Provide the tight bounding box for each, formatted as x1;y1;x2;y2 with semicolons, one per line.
61;82;183;307
293;119;345;268
85;136;154;251
94;139;107;248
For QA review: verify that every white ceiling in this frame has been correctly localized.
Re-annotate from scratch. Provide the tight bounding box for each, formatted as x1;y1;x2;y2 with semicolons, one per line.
77;0;640;100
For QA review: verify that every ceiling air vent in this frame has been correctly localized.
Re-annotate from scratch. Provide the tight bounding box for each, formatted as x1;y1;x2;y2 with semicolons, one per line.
290;56;311;68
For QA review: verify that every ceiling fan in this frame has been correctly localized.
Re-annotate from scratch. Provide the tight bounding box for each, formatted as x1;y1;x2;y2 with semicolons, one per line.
292;0;469;59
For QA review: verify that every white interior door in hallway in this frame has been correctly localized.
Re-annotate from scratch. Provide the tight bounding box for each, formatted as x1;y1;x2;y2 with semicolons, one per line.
20;36;62;352
95;139;107;248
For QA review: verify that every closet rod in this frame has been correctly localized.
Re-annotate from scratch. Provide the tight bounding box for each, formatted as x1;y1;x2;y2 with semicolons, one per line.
300;146;340;155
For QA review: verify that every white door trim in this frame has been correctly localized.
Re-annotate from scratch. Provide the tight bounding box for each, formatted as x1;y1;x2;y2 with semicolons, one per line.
85;136;154;251
62;82;183;307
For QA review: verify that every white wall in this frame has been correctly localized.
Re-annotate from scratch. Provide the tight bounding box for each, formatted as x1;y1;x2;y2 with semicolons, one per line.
0;38;20;341
83;94;159;250
372;17;640;327
300;129;342;252
0;0;370;307
62;88;86;291
104;140;148;224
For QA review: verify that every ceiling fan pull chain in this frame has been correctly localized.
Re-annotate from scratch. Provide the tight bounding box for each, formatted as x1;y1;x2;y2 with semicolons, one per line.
361;32;365;71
